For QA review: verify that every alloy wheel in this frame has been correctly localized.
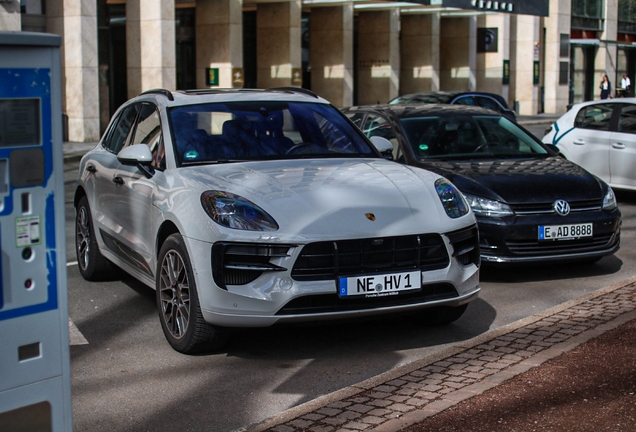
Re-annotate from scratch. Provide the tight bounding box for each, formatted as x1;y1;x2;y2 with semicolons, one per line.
159;250;191;339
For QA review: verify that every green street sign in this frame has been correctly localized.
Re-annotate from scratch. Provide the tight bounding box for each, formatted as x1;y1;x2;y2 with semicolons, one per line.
206;68;219;86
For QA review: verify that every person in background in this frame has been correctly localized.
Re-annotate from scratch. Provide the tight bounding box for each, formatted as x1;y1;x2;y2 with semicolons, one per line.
621;73;631;97
600;74;611;100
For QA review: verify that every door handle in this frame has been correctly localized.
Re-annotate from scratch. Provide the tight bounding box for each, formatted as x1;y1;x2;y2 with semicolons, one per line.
612;142;626;149
86;164;97;173
573;139;585;145
112;176;124;185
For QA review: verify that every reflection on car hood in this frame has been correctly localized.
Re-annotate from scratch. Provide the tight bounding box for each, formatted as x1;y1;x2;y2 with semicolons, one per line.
416;156;603;204
177;158;461;237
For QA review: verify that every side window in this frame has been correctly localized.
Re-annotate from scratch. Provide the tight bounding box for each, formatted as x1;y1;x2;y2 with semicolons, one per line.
361;114;401;161
618;104;636;134
103;105;138;154
132;104;165;169
574;104;613;131
453;96;475;106
476;96;501;113
346;112;365;129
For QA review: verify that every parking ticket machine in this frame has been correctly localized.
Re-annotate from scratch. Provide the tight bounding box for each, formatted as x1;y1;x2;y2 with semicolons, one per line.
0;32;72;431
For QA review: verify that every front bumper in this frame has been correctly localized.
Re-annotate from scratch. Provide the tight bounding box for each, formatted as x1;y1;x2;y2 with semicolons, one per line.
477;209;621;264
184;227;481;327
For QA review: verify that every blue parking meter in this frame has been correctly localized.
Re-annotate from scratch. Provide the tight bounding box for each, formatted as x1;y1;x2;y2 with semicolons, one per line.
0;32;72;431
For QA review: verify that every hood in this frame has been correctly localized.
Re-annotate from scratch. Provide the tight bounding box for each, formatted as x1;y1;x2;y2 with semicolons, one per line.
176;159;468;238
414;156;604;204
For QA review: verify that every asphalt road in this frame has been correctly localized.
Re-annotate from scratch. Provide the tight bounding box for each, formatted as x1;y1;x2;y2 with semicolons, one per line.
64;124;636;431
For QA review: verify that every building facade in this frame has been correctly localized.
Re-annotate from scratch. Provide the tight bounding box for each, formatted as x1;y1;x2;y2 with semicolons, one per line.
1;0;632;142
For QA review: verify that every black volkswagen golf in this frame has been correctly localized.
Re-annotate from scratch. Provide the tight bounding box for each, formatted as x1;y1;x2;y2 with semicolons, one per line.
343;104;621;264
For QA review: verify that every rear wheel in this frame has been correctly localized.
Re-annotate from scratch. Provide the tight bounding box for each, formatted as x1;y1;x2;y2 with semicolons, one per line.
156;234;229;354
75;196;115;281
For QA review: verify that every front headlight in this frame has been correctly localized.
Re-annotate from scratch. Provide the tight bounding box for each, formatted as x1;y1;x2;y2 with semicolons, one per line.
464;194;513;217
201;191;279;231
434;178;469;218
602;187;617;211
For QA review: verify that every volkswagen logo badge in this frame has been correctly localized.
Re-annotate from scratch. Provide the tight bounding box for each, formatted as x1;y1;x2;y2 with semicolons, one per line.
553;199;570;216
365;213;376;221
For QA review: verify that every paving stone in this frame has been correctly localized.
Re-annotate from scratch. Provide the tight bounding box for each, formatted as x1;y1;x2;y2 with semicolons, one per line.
327;401;352;409
361;414;389;424
368;399;392;408
344;422;371;430
348;404;374;414
289;419;314;429
367;408;392;417
302;413;326;421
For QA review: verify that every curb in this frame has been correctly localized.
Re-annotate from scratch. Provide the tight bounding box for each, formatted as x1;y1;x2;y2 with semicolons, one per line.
238;275;636;432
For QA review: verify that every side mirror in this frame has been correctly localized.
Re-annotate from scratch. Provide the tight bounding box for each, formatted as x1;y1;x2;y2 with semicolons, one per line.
118;144;153;164
117;144;154;178
369;136;394;160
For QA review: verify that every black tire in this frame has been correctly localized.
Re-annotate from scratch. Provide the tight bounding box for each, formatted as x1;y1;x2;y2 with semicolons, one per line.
156;234;229;354
75;196;115;281
419;304;468;326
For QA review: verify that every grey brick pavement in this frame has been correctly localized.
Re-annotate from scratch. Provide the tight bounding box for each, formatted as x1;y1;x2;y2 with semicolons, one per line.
241;276;636;432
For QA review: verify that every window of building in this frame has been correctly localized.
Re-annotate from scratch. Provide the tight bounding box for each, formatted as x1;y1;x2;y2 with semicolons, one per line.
571;0;604;31
619;0;636;34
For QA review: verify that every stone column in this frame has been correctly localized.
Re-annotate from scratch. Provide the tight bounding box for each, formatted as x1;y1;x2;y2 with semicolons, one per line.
309;4;354;107
357;9;400;105
0;0;20;30
196;0;243;88
400;13;440;94
476;14;510;102
595;0;618;96
257;0;301;88
543;0;571;113
510;14;540;115
126;0;176;98
46;0;100;142
440;17;476;91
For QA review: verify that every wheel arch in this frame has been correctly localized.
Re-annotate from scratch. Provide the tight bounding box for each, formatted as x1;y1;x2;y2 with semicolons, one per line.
74;186;87;208
156;220;180;259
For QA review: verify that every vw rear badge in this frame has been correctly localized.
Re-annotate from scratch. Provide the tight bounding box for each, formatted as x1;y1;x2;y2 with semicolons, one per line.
365;213;376;221
553;199;570;216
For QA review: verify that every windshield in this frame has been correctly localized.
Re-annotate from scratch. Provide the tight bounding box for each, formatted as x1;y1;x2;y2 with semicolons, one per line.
168;101;374;165
399;115;549;160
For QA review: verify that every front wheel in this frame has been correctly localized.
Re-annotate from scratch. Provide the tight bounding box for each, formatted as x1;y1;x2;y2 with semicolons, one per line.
156;234;229;354
75;196;116;281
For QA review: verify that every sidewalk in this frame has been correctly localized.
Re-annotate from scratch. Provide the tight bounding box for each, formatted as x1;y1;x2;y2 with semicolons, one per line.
239;276;636;432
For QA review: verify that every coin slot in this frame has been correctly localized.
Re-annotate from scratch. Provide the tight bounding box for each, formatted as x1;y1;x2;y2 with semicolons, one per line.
18;342;41;361
21;192;31;214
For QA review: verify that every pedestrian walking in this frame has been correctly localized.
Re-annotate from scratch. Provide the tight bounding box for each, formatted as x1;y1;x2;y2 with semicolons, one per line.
600;74;611;99
621;73;631;97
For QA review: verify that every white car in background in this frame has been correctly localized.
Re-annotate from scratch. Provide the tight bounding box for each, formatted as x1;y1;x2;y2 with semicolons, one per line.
543;98;636;190
75;88;481;354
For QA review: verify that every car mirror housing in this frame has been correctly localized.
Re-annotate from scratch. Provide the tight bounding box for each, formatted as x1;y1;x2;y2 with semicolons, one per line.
117;144;155;178
369;136;394;160
118;144;153;165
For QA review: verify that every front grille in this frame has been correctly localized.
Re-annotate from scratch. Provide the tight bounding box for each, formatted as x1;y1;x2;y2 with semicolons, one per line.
510;199;602;215
291;234;449;281
505;233;616;255
212;242;292;289
276;283;458;315
446;225;480;266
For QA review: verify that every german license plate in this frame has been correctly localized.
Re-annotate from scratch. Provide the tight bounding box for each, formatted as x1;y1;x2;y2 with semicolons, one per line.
538;223;593;241
338;270;421;298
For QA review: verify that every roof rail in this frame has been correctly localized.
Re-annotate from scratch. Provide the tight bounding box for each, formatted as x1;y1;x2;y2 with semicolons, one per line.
267;87;319;99
178;88;260;95
139;88;174;101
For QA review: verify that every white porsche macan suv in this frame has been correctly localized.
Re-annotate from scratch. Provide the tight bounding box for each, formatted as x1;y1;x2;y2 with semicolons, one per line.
75;88;480;353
